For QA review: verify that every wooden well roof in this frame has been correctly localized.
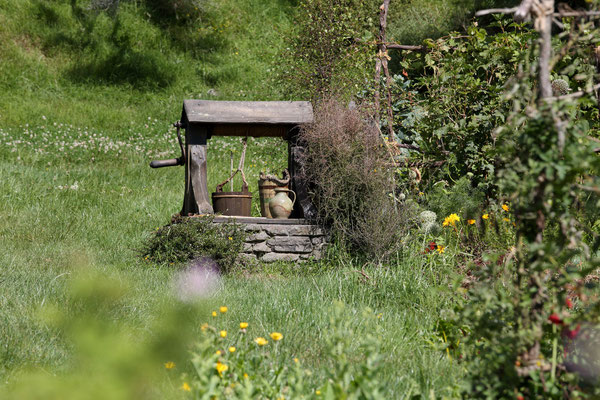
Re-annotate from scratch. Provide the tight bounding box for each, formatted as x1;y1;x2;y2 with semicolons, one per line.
182;100;313;126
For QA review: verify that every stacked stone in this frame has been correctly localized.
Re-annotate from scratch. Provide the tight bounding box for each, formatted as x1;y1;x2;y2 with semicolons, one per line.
240;223;326;262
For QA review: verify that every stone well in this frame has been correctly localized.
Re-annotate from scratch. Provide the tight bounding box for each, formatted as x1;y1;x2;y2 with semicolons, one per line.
213;216;326;263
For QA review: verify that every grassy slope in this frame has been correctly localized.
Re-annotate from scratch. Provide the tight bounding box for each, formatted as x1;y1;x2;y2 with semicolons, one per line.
0;0;462;397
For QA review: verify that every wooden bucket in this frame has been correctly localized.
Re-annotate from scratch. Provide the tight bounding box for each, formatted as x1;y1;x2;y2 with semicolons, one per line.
212;186;252;217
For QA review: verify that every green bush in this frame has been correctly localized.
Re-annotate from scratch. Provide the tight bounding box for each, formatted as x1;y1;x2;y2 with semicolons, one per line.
141;216;246;271
280;0;378;102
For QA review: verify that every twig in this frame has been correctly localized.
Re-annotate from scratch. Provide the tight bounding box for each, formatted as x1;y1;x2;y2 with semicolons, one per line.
554;11;600;17
386;44;426;51
546;83;600;101
475;7;518;17
577;184;600;193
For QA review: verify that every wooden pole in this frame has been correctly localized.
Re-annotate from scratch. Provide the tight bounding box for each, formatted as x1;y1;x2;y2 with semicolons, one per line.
595;45;600;114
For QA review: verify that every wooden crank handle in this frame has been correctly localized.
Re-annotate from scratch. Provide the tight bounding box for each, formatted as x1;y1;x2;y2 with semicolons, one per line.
150;157;184;168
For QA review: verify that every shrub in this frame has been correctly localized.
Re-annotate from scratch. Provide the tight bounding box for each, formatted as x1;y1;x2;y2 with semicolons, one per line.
397;18;536;191
141;216;246;272
299;99;413;259
280;0;378;102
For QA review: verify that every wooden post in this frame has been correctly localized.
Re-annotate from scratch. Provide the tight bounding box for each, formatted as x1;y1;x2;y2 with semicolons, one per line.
595;45;600;114
374;0;391;131
182;126;213;215
288;127;317;219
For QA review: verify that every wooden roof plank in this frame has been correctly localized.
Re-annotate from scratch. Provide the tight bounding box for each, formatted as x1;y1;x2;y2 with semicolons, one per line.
183;100;313;125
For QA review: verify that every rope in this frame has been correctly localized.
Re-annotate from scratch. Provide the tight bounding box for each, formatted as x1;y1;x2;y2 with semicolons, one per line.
216;137;249;192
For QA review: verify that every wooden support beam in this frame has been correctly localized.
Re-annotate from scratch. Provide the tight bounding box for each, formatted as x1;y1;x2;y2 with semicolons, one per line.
182;126;213;215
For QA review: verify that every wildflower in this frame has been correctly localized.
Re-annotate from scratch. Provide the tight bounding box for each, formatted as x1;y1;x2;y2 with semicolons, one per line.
216;350;222;355
164;361;175;369
243;373;249;379
255;337;268;346
482;213;489;220
228;236;233;241
270;332;283;341
219;306;228;313
423;241;436;254
565;324;581;339
216;361;229;376
316;390;321;395
377;313;383;319
212;311;217;317
437;245;445;254
419;191;424;196
566;297;573;309
503;218;510;222
229;346;236;353
240;322;248;329
220;330;227;338
548;313;563;325
502;204;509;212
201;323;208;332
293;358;299;363
467;219;475;225
442;213;460;227
181;382;191;391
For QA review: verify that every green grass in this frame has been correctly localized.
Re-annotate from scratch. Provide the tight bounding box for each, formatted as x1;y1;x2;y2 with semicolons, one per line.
0;0;467;397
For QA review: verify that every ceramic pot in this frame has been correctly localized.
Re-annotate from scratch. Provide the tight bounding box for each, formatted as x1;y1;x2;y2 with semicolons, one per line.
268;188;296;219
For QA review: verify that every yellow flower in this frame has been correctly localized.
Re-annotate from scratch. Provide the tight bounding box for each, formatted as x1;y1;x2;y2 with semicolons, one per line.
482;213;489;220
377;313;383;319
293;357;299;363
220;330;227;338
228;346;236;353
442;213;460;227
228;236;233;241
212;311;217;317
255;337;268;346
181;382;191;391
503;218;510;222
216;361;229;376
467;219;475;225
240;322;248;329
316;390;321;395
270;332;283;341
164;361;175;369
216;350;222;355
243;373;249;379
419;191;424;196
502;204;509;212
219;306;228;313
201;323;208;332
437;245;445;254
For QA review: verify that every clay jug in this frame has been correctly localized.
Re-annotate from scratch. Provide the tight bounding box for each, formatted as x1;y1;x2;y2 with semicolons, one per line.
269;188;296;219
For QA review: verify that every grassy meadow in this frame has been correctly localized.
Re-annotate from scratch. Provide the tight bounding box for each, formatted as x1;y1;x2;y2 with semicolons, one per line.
0;0;476;398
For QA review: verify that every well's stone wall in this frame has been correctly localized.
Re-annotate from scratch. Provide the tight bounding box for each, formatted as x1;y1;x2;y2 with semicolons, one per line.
213;217;326;262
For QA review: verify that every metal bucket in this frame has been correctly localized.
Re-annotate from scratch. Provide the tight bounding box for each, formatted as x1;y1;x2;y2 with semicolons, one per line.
212;190;252;216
